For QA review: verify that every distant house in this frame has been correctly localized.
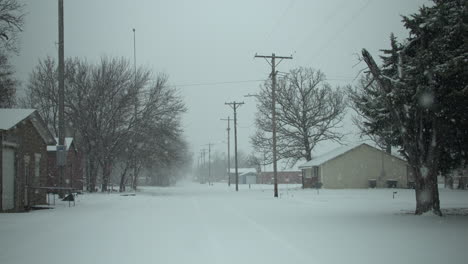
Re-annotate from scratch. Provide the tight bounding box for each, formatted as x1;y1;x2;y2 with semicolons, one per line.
257;171;302;184
298;143;413;189
1;109;56;211
228;168;257;184
47;137;84;190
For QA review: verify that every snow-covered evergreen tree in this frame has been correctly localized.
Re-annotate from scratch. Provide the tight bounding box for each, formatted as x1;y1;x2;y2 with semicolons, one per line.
360;0;468;215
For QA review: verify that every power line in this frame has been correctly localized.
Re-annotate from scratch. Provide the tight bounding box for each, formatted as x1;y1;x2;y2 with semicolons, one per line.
305;0;373;62
134;79;267;96
264;0;296;46
166;79;266;88
295;0;347;51
132;74;355;97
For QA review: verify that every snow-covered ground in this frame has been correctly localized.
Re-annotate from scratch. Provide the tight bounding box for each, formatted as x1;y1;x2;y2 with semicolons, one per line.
1;182;467;264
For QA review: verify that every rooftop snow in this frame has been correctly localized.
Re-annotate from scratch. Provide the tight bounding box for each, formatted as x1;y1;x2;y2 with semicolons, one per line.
299;143;365;168
0;109;35;130
47;137;74;151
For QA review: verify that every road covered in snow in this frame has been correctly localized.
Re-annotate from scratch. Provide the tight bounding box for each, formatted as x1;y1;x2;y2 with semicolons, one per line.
1;182;467;264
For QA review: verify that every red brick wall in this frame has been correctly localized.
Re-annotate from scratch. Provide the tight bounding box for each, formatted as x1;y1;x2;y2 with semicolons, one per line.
257;171;302;184
0;131;3;209
2;119;49;211
47;143;84;191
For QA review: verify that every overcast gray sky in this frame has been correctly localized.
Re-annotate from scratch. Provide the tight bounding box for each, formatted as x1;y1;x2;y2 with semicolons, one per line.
12;0;430;169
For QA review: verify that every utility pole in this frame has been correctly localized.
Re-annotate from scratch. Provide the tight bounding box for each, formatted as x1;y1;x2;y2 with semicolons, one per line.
197;154;200;182
225;102;244;192
132;28;138;191
220;117;231;186
57;0;65;189
254;53;292;198
200;149;207;184
206;143;214;186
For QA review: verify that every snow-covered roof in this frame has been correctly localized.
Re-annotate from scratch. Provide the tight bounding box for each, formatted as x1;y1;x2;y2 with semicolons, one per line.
47;137;74;151
0;108;56;145
0;109;35;130
299;143;407;169
299;143;365;168
228;168;257;174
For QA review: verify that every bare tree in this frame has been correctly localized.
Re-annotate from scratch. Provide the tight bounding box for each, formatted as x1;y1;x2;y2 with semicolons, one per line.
23;57;150;192
0;0;24;53
120;74;187;190
73;57;150;192
0;0;24;106
251;67;346;167
24;56;189;192
0;51;17;107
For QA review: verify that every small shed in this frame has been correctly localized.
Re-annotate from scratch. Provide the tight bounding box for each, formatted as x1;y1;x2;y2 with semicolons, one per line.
298;143;413;189
228;168;257;184
47;137;84;190
1;109;56;211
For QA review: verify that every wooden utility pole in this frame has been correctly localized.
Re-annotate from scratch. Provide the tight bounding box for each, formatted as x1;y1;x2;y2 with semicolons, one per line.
200;149;207;183
57;0;65;189
132;28;138;191
225;102;244;192
220;117;231;186
204;143;214;185
254;53;292;198
196;153;200;182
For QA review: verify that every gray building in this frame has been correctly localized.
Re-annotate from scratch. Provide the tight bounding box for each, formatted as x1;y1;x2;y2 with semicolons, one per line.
228;168;257;184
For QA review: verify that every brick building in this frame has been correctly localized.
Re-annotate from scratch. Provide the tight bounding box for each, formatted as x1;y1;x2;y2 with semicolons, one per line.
47;137;84;191
1;109;56;212
257;171;302;184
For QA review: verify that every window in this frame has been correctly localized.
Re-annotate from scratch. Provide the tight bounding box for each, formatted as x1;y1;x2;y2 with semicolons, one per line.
313;166;319;178
34;153;41;178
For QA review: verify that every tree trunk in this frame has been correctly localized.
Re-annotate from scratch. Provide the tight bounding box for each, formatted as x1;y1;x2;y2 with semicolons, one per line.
101;160;112;192
445;175;454;189
303;148;311;189
412;165;442;216
132;162;140;191
87;156;98;192
458;176;466;190
119;163;129;192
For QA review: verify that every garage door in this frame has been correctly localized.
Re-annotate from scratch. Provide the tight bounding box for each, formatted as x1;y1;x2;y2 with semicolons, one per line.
2;148;15;210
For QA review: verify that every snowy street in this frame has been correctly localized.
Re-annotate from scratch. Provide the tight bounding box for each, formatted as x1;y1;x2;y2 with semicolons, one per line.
1;183;467;264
